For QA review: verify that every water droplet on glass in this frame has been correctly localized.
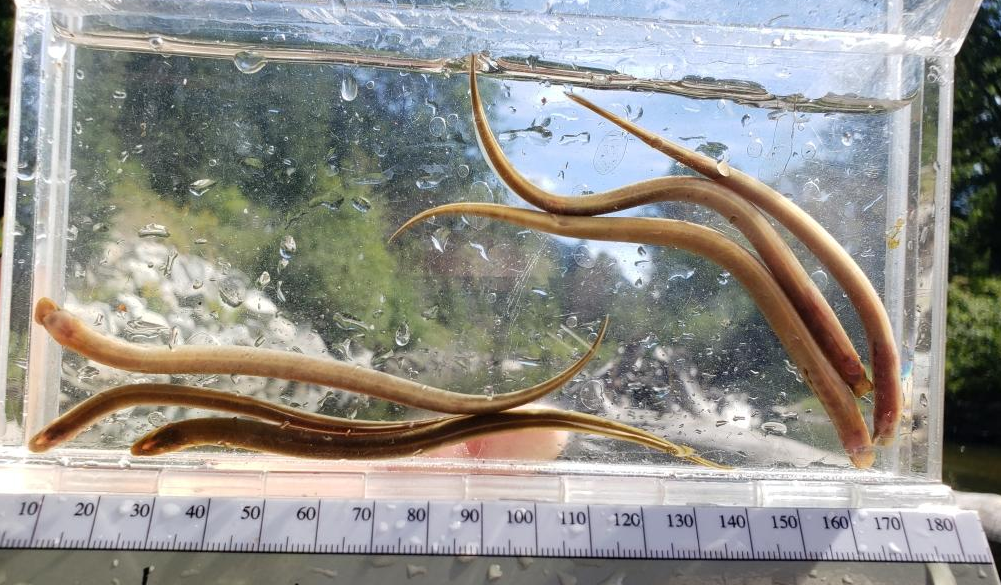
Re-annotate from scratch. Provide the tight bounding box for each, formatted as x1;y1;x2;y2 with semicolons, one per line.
138;223;170;238
234;51;267;74
487;564;503;582
192;280;203;290
67;225;79;241
280;235;297;259
919;393;929;407
351;196;372;213
761;421;788;435
75;69;85;80
149;36;164;50
637;246;647;257
572;245;596;269
188;178;216;197
485;292;497;304
146;411;167;427
803;141;817;160
746;138;764;158
810;269;829;290
741;114;752;126
428;116;447;138
112;90;127;100
365;80;376;90
257;271;271;288
565;315;578;328
841;132;853;146
421;305;440;320
340;75;359;101
717;271;731;285
395;322;411;347
625;104;643;121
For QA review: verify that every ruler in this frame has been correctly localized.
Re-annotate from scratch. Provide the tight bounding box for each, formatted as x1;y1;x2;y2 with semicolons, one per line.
0;493;992;564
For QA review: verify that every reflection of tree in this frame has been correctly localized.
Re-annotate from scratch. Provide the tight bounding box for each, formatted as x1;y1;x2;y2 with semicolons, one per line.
946;0;1001;443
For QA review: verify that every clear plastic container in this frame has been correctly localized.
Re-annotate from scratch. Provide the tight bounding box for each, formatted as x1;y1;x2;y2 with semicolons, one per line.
0;0;983;502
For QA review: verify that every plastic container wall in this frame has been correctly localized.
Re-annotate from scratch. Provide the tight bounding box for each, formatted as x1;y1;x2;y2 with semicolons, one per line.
0;0;983;488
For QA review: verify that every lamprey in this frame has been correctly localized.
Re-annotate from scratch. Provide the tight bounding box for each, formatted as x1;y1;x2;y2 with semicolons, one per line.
562;89;900;445
393;204;875;468
130;411;727;469
469;55;870;399
27;383;450;453
34;297;606;415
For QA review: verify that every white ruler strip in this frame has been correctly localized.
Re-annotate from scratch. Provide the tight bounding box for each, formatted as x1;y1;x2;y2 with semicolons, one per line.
0;494;992;564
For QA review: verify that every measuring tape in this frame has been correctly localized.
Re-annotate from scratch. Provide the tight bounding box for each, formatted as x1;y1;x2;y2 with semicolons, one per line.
0;493;992;564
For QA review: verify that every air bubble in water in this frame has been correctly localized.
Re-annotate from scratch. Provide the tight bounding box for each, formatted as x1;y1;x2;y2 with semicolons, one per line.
280;235;297;259
668;266;695;281
112;90;127;100
257;271;271;288
578;379;610;412
138;223;170;238
149;36;164;50
341;75;359;101
77;365;100;382
803;181;827;202
559;132;590;145
746;138;763;158
351;196;372;213
395;322;411;346
761;421;788;435
366;80;376;89
803;141;817;160
810;269;829;290
593;131;627;175
428;116;447;138
572;245;596;268
188;178;216;197
219;281;245;308
147;411;167;427
75;69;85;80
841;132;853;146
741;114;752;126
565;315;578;328
234;51;267;74
717;271;731;285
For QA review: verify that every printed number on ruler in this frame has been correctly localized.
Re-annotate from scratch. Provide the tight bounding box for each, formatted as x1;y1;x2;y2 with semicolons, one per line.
0;494;992;564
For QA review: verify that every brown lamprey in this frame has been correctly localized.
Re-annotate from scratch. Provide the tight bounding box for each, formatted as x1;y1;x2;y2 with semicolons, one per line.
468;56;870;399
392;204;874;468
560;89;901;445
27;383;453;453
33;297;607;415
130;412;727;469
